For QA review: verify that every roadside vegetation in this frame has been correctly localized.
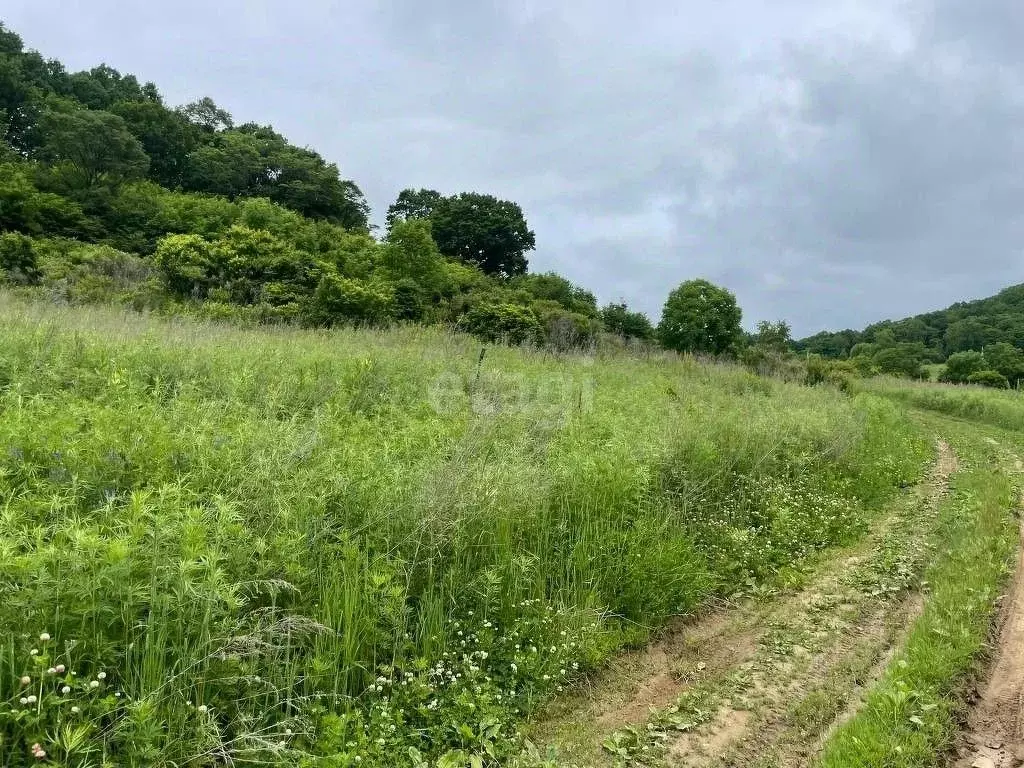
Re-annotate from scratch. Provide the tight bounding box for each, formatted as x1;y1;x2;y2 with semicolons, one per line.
0;295;926;766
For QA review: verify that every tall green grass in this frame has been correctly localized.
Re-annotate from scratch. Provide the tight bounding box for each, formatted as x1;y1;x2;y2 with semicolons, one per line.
0;295;926;766
818;421;1019;767
861;376;1024;432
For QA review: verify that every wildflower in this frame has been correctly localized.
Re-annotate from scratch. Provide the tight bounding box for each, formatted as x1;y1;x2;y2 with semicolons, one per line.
61;686;70;695
70;706;80;713
19;676;30;686
55;664;65;674
39;633;50;642
29;649;38;656
197;704;208;713
89;680;99;689
26;695;37;704
97;671;107;680
19;698;27;705
47;668;56;675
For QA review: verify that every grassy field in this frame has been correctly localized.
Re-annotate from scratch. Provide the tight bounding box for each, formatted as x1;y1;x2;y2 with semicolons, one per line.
0;293;929;767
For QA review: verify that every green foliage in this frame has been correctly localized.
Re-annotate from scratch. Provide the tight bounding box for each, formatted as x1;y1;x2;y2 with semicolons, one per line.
657;278;742;355
305;271;395;326
110;99;199;187
872;344;926;379
966;369;1009;388
978;341;1024;384
753;320;792;351
458;302;543;344
600;302;654;341
0;162;86;235
0;231;40;284
380;218;445;297
0;295;927;765
183;124;369;228
389;189;535;278
35;104;149;189
513;273;598;318
939;350;986;383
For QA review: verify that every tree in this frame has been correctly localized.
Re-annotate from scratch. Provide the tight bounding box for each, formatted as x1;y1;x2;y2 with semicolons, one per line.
0;231;40;283
385;188;443;231
657;279;742;355
600;302;654;341
939;350;986;384
36;105;149;189
184;125;369;228
753;320;792;351
388;189;535;278
944;317;995;354
872;344;926;379
178;97;233;133
979;341;1024;385
111;100;199;187
381;218;445;296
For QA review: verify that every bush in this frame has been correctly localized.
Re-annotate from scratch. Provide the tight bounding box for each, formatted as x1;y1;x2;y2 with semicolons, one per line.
303;272;394;327
0;231;41;284
458;302;542;345
939;350;986;384
966;369;1009;389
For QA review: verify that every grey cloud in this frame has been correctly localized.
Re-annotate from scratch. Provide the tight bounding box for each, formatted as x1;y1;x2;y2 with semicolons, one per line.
4;0;1024;334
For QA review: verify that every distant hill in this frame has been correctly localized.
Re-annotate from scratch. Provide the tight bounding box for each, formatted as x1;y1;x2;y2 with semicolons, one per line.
795;284;1024;362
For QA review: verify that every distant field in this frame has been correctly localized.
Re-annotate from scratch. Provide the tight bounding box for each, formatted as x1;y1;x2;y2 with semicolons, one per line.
0;293;927;767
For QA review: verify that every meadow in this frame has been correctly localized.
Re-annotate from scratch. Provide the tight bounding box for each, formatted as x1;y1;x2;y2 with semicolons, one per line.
0;293;928;767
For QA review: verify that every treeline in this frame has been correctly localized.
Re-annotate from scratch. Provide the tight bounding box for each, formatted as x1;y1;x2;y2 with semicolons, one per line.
0;22;661;350
795;284;1024;380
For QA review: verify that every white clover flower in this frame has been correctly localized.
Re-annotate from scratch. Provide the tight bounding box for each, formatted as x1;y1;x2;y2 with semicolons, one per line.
26;695;36;704
197;704;208;713
47;668;56;675
71;706;80;713
61;686;70;695
19;676;30;686
39;633;50;642
54;665;65;674
19;697;27;705
89;680;99;689
97;672;107;680
29;649;38;656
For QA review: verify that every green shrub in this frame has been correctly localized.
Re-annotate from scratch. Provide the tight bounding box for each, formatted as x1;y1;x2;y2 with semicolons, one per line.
0;231;40;284
966;369;1009;389
939;350;986;383
458;302;542;345
304;272;395;326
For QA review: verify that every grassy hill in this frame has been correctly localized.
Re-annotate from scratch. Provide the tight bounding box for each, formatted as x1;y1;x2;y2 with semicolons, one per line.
0;292;926;766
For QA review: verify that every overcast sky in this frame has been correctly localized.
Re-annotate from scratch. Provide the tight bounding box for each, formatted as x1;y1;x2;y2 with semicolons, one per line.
5;1;1024;334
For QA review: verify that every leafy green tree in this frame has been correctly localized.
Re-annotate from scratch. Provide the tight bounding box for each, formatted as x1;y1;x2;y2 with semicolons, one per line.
513;272;598;317
600;302;654;341
178;97;233;133
65;64;156;110
657;279;742;355
184;125;368;228
944;317;995;354
111;100;199;187
0;231;40;283
939;350;986;383
154;233;216;297
388;190;535;278
872;344;925;379
385;188;443;231
381;218;445;296
36;105;149;189
980;342;1024;385
753;320;792;351
0;162;86;234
